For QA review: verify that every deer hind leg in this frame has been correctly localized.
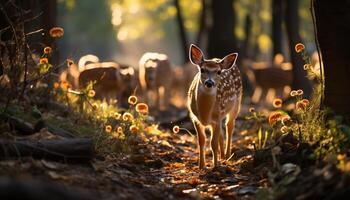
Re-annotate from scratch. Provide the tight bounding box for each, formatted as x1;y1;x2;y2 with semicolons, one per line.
219;127;225;160
225;103;240;159
193;120;206;169
211;121;221;168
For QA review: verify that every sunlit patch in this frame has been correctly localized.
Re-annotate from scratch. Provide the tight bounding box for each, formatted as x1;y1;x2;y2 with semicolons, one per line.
49;27;64;38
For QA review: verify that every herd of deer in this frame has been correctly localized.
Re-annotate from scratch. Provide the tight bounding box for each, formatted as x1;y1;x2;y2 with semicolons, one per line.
57;45;319;169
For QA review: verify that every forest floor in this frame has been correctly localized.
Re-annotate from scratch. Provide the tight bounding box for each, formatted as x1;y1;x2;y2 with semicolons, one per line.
0;103;349;200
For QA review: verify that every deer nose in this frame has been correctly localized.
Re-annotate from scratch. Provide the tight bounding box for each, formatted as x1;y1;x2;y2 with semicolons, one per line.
204;80;215;88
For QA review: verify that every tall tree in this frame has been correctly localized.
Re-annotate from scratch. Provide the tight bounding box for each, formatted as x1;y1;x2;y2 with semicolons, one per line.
272;0;283;57
207;0;238;58
285;0;312;97
196;0;207;47
174;0;188;64
313;0;350;120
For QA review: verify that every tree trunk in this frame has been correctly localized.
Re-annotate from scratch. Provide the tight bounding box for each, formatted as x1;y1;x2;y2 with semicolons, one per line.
272;0;283;57
196;0;207;47
174;0;188;64
207;0;238;58
313;0;350;120
242;14;252;58
285;0;312;97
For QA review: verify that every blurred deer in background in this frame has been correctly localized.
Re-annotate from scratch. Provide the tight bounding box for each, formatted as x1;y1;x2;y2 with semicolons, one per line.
139;52;173;110
243;54;293;104
59;59;80;89
187;44;242;169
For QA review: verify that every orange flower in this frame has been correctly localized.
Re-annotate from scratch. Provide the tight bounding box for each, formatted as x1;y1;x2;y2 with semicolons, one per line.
268;111;284;126
272;98;283;108
117;126;123;133
53;82;59;89
105;125;112;133
128;95;138;105
301;99;309;106
281;116;293;126
296;89;304;96
135;103;149;115
172;125;180;134
87;90;96;98
296;101;307;112
66;59;74;67
43;47;52;54
122;112;134;121
295;43;305;53
248;107;255;113
129;125;138;134
40;58;49;64
49;27;64;38
290;90;298;97
60;80;69;89
114;112;121;120
280;126;289;133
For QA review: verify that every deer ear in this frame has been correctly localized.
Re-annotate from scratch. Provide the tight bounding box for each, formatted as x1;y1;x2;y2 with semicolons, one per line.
220;53;238;70
189;44;204;66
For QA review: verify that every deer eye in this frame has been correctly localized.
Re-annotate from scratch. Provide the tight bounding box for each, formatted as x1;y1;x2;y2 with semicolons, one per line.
217;70;221;75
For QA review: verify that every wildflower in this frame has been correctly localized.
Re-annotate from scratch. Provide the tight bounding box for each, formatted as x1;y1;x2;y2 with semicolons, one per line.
280;126;289;133
39;58;49;64
272;98;283;108
296;89;304;96
49;27;64;38
117;126;123;133
114;112;121;120
281;116;293;126
337;154;346;161
290;90;298;97
66;59;74;67
122;112;134;121
248;107;255;113
135;103;149;115
129;125;138;134
295;43;305;53
301;99;309;106
128;95;138;105
172;125;180;134
296;100;307;112
87;90;96;98
43;47;52;54
268;111;284;126
105;125;112;133
303;64;311;70
60;80;69;89
92;103;99;110
53;82;59;89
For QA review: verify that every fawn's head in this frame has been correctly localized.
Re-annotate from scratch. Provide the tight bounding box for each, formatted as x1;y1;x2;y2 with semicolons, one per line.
189;44;238;90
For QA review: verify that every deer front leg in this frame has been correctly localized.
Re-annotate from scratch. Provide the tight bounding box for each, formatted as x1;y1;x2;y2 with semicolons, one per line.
211;122;221;168
225;116;236;159
219;126;225;160
194;121;206;169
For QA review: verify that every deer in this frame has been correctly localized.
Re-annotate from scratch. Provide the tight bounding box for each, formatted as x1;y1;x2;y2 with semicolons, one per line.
139;52;173;110
187;44;242;169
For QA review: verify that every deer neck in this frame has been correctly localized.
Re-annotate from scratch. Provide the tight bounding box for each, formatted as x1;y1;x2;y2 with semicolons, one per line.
195;81;217;124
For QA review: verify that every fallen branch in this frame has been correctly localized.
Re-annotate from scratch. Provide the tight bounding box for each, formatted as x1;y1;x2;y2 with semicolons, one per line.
0;138;93;162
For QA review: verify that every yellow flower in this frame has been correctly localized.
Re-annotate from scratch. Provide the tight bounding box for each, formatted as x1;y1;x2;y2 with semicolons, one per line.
268;111;284;126
122;112;134;121
114;112;121;120
53;82;59;89
296;89;304;96
49;27;64;38
129;125;138;134
296;101;307;112
87;90;96;98
281;116;293;126
280;126;289;133
128;95;138;105
172;125;180;134
40;58;49;64
290;90;298;97
272;98;283;108
295;43;305;53
248;107;255;113
135;103;149;115
92;103;99;110
117;126;123;133
105;125;112;133
43;47;52;54
301;99;309;106
66;59;74;67
303;64;311;70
